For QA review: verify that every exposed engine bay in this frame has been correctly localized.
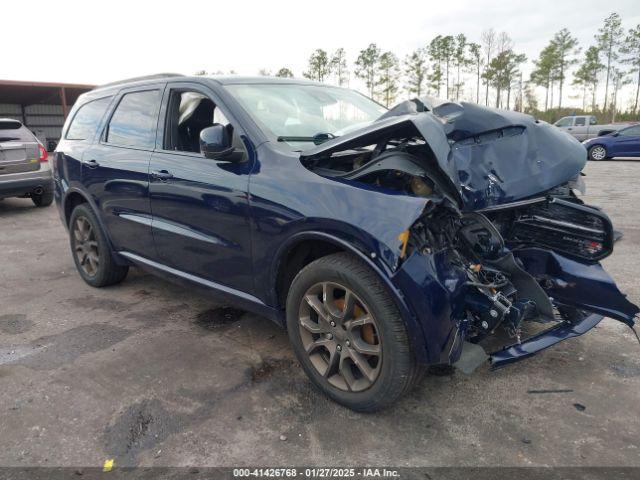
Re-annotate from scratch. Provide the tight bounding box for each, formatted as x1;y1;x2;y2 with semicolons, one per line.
300;101;638;368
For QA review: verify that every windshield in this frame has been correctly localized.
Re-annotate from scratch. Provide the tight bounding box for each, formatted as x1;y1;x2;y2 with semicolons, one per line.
225;83;387;151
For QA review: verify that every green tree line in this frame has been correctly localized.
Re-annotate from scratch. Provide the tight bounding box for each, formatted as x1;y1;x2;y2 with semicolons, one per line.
199;12;640;122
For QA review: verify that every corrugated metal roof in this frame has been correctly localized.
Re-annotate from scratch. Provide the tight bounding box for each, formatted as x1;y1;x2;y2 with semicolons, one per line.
0;79;95;105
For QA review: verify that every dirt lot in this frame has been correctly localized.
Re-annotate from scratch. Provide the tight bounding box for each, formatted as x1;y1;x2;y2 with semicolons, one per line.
0;160;639;468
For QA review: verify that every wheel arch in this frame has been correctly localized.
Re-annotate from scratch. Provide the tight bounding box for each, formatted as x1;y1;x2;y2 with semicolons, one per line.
63;189;90;227
270;230;428;363
62;188;120;258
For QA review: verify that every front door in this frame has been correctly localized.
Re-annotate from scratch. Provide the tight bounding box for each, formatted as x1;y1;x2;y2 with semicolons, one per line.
611;125;640;157
149;83;255;294
82;87;162;256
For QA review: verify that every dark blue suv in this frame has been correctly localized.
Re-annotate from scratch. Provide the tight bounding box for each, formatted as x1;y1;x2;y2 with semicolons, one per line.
53;74;638;411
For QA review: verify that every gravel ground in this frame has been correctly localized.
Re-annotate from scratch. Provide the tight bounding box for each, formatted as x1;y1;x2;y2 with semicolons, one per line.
0;160;638;468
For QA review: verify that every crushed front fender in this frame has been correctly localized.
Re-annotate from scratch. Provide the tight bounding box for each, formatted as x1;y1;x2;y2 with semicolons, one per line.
391;249;468;364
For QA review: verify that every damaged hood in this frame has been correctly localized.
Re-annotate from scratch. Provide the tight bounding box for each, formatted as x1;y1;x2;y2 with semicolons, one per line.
301;100;587;210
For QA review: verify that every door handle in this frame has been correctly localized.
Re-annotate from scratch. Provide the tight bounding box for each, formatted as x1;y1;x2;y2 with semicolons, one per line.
151;169;173;181
84;159;100;169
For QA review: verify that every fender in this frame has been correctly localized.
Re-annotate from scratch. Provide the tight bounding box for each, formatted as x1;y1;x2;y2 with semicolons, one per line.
270;230;429;363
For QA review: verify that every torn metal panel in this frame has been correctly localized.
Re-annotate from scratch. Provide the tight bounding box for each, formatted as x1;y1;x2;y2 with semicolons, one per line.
490;312;605;368
514;248;639;325
301;101;587;211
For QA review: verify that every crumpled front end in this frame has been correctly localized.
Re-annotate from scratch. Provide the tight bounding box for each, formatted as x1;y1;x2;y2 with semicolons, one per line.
299;98;638;370
391;188;638;370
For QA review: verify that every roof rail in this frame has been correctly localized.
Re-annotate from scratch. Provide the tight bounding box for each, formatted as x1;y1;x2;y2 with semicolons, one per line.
97;73;184;89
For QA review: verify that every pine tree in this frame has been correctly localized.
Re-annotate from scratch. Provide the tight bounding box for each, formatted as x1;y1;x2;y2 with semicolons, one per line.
481;28;496;105
595;13;624;111
355;44;381;99
551;29;580;108
404;49;428;97
303;49;331;82
573;46;603;111
427;36;445;97
378;52;400;107
621;24;640;113
453;34;469;100
467;43;483;103
331;48;349;86
530;43;558;111
441;36;455;99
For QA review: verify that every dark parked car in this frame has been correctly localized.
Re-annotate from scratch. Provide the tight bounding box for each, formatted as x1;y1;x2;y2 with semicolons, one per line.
583;124;640;160
53;74;638;411
0;119;53;206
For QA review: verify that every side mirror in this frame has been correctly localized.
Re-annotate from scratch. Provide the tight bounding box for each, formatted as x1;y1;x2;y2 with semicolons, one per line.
200;124;234;160
612;131;620;137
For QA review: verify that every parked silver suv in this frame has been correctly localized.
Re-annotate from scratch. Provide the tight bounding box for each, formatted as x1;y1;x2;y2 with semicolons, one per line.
0;118;53;207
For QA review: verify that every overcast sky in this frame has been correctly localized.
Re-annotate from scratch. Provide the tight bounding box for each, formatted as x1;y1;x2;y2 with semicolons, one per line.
4;0;640;108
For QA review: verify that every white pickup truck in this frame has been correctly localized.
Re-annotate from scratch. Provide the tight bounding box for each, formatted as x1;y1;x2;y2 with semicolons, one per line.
553;115;631;141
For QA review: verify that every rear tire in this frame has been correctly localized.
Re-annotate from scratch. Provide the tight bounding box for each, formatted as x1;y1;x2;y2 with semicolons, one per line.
69;204;128;287
588;145;607;161
286;252;418;412
32;188;53;207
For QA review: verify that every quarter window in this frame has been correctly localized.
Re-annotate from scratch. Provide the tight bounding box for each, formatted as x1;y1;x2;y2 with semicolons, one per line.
106;90;160;149
66;97;112;140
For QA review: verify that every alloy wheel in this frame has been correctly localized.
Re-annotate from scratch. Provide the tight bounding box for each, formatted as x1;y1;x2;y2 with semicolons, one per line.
73;216;99;277
590;146;606;160
298;281;382;392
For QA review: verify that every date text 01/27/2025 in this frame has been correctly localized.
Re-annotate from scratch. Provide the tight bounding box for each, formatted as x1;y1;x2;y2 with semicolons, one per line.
232;467;400;478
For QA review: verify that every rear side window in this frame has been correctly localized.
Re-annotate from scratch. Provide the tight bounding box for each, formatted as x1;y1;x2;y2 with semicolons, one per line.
574;117;585;126
620;126;640;136
66;97;112;140
106;90;160;149
0;121;35;142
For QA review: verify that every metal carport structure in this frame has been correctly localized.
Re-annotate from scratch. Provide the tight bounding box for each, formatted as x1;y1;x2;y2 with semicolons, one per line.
0;79;95;150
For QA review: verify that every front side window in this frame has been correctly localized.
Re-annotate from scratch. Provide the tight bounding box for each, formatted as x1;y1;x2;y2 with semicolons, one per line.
225;83;386;151
66;96;112;140
164;90;230;153
574;117;586;126
555;117;572;127
106;90;160;149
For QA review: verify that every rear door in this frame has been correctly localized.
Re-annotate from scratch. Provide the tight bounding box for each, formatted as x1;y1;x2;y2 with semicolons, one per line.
148;82;255;294
0;120;40;176
81;86;162;257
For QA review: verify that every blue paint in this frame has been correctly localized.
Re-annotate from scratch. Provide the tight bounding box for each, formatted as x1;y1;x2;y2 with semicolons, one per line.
53;76;638;368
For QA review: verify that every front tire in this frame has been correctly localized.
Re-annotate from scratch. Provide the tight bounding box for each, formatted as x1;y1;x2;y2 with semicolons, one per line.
69;204;128;287
286;252;418;412
588;145;607;161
